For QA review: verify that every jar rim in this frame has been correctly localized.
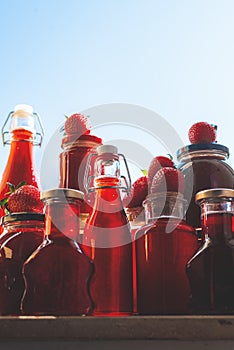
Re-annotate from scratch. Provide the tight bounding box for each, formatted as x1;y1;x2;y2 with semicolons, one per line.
1;212;44;225
195;188;234;202
61;134;102;149
176;143;229;160
41;188;84;201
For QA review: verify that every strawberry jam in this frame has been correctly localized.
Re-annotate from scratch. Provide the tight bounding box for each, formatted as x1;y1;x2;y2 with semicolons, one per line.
177;144;234;231
0;213;44;315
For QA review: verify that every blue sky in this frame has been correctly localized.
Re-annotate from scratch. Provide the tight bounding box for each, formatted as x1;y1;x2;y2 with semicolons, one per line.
1;0;234;187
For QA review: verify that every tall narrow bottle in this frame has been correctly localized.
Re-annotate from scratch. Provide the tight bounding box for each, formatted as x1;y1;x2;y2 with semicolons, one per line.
0;104;44;223
21;188;94;316
82;145;133;316
187;188;234;314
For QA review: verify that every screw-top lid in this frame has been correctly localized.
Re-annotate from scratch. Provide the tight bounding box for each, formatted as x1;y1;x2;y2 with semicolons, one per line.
97;144;118;155
41;188;84;201
177;143;229;160
195;188;234;202
1;212;45;225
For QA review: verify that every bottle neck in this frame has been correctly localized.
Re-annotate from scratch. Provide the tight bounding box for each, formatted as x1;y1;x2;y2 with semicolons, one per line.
144;192;186;223
45;200;81;241
92;176;124;212
10;129;34;142
0;128;38;193
200;199;234;241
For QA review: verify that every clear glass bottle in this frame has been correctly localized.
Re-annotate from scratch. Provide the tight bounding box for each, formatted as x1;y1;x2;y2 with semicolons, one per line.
0;104;44;227
59;133;102;231
21;188;94;316
0;213;44;315
82;145;133;316
135;192;197;315
187;188;234;314
177;144;234;232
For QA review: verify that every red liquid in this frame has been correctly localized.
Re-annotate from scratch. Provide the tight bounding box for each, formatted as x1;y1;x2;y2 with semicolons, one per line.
59;134;102;214
22;236;94;316
178;158;234;230
21;203;94;316
81;177;133;316
187;212;234;314
135;218;197;315
0;225;43;315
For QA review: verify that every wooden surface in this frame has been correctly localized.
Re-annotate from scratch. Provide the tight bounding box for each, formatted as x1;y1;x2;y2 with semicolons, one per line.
0;315;234;341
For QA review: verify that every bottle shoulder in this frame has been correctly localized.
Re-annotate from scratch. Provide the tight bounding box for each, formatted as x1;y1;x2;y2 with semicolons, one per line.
25;236;90;263
188;238;234;264
135;218;195;239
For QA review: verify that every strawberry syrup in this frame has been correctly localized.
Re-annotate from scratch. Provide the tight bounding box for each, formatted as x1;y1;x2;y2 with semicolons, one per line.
135;218;197;314
81;177;133;316
0;129;39;225
187;212;234;314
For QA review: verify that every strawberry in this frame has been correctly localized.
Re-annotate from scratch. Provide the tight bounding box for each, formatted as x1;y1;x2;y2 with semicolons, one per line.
64;113;91;136
148;156;174;189
151;167;185;194
7;185;43;213
188;122;216;144
125;176;148;208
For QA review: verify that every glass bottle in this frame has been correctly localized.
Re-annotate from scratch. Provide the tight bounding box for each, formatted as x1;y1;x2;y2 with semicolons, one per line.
0;104;44;226
21;188;94;316
0;213;44;315
59;133;102;233
177;144;234;233
135;192;197;315
82;145;133;316
187;188;234;314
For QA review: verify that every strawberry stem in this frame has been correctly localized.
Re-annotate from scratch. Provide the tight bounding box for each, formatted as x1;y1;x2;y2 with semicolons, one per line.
141;169;148;176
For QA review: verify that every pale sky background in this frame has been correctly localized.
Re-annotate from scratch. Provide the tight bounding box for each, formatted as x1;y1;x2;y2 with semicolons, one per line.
1;0;234;188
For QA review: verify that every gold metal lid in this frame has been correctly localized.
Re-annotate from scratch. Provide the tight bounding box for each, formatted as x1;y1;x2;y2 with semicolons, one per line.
195;188;234;202
41;188;84;201
1;213;44;225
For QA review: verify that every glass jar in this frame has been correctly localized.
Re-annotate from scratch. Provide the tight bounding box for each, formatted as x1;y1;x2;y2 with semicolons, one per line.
177;143;234;231
0;213;44;315
59;134;102;233
21;188;94;316
135;192;197;315
187;188;234;314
